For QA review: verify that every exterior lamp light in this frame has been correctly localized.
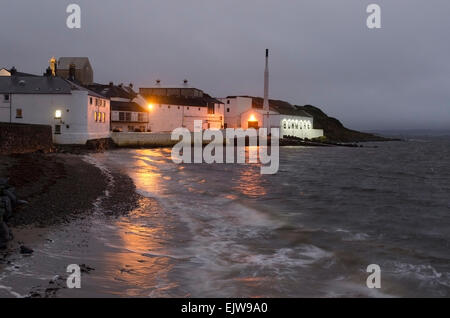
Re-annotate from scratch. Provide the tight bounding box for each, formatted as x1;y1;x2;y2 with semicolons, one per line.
148;104;154;110
249;114;257;122
55;110;62;119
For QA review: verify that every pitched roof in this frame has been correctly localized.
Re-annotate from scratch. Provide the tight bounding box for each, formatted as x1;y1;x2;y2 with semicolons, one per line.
227;95;313;118
144;94;223;107
65;80;106;98
0;67;39;77
111;101;147;112
57;57;91;70
0;76;71;94
88;83;137;99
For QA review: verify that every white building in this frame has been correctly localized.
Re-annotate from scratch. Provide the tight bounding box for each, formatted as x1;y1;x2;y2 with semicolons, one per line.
219;96;324;139
88;83;150;132
0;75;110;144
218;49;324;139
140;81;224;132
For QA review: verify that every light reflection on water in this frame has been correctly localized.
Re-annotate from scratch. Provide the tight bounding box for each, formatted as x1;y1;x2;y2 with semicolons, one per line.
90;141;450;298
2;140;450;298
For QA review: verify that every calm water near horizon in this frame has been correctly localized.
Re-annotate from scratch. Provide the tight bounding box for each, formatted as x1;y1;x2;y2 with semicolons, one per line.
1;137;450;297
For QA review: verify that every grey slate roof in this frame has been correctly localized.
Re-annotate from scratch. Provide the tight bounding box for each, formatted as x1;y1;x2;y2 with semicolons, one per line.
0;76;71;94
65;80;106;99
111;101;147;112
0;68;39;77
88;83;137;99
227;96;313;118
143;94;223;107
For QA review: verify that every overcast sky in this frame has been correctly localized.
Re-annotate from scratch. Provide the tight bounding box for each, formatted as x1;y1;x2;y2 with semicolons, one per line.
1;0;449;130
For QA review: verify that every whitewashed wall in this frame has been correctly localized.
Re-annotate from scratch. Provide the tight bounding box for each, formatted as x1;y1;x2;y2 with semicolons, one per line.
4;92;110;144
148;103;224;132
219;96;253;128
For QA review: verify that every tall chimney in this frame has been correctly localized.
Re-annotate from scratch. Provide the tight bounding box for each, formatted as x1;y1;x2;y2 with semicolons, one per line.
69;63;76;81
263;49;269;111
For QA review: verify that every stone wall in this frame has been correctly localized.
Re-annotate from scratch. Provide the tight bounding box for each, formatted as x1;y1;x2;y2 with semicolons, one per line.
0;123;53;155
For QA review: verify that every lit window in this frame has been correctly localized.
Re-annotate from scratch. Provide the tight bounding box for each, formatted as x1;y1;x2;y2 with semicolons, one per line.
94;112;97;122
55;110;62;119
16;109;22;118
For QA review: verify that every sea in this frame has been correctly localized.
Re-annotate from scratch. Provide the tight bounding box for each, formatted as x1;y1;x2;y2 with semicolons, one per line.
1;135;450;297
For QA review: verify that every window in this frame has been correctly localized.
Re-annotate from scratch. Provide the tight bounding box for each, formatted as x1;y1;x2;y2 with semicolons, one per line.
227;100;230;104
90;97;93;105
168;105;171;109
125;112;131;122
119;112;125;121
187;107;189;110
16;108;22;118
94;112;98;122
198;108;201;111
138;113;144;122
227;108;230;113
3;94;9;102
102;112;106;123
178;106;180;109
54;125;61;134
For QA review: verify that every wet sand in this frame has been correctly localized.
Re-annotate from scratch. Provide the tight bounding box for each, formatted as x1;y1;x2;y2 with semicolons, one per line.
0;152;139;297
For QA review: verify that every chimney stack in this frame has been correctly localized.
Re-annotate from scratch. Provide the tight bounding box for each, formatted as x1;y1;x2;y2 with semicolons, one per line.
263;49;269;112
68;63;76;81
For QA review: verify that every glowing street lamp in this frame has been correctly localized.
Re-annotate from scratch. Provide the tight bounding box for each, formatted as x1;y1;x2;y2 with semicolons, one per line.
249;114;257;122
148;103;154;111
55;109;62;119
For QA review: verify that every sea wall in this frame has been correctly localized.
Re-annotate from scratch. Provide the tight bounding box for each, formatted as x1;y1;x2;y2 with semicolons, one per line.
111;132;178;147
0;123;53;155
